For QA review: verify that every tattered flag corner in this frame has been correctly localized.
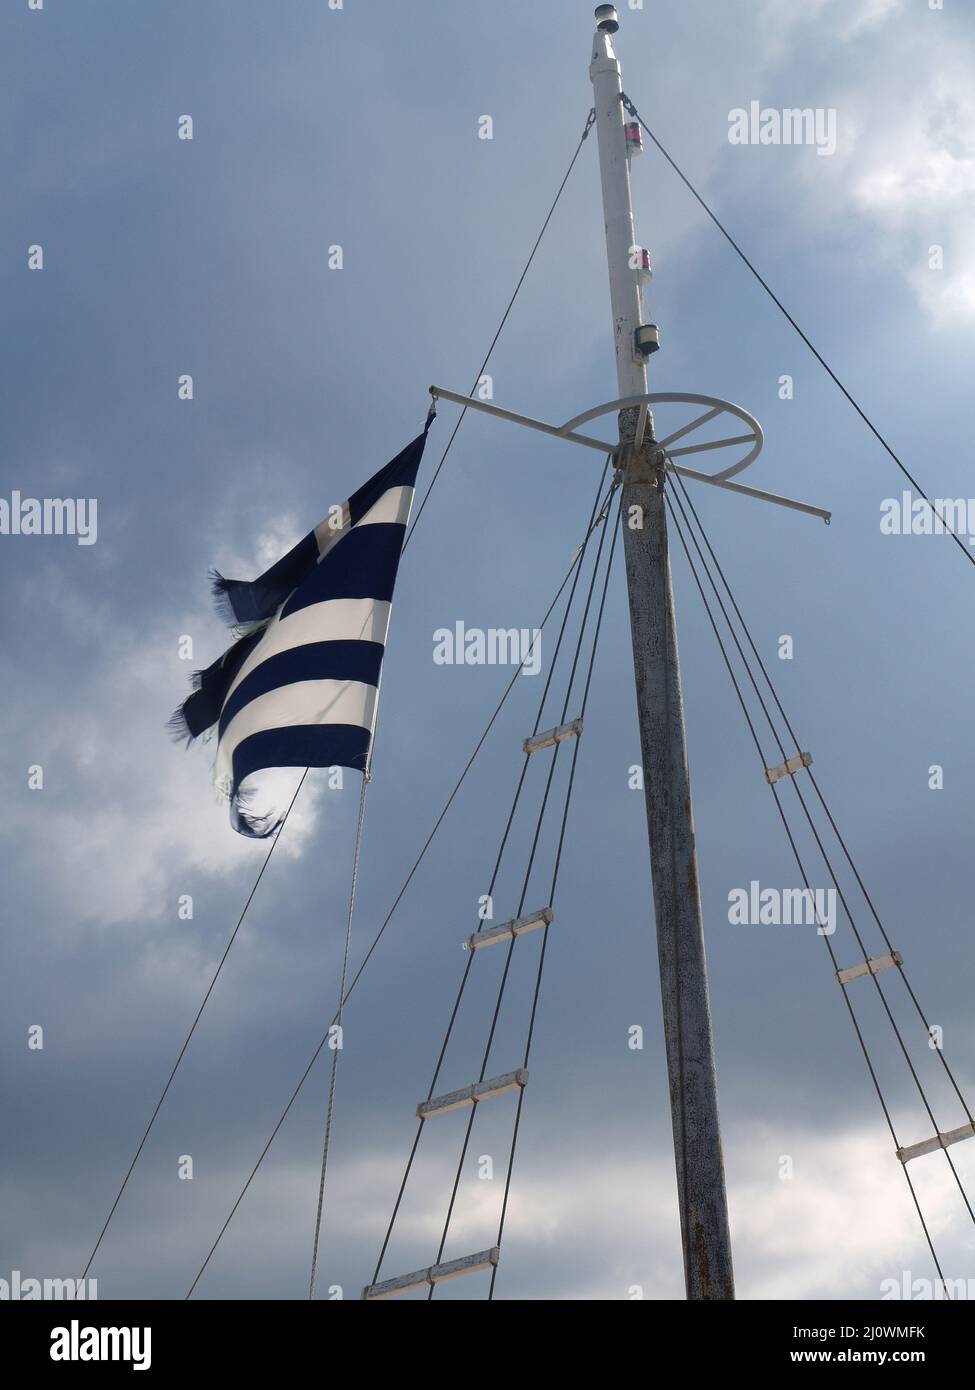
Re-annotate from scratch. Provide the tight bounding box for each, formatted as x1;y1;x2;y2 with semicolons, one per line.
171;427;430;836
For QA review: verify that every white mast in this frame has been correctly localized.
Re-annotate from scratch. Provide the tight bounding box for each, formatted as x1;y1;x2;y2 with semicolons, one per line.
589;4;735;1300
589;6;649;404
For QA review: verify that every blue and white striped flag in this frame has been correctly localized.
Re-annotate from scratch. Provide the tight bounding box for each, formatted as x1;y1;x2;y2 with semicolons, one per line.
172;428;429;836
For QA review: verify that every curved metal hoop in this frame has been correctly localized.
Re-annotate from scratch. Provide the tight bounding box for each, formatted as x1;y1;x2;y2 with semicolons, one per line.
560;392;764;481
427;382;829;521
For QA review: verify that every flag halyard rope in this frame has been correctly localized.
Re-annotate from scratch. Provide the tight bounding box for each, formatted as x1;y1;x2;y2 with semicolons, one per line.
308;774;369;1300
80;771;309;1282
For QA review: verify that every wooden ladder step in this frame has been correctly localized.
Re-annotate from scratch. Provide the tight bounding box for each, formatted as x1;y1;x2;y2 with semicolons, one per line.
836;950;901;986
361;1247;500;1301
465;906;553;952
524;718;583;755
897;1122;975;1165
417;1069;528;1120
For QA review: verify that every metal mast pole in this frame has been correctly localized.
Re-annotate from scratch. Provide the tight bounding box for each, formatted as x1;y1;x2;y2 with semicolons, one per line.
589;5;734;1300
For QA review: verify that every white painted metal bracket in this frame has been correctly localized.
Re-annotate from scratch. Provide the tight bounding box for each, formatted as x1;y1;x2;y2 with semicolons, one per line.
428;385;831;522
897;1122;975;1166
465;906;553;951
429;384;613;454
765;751;813;785
836;951;902;986
524;717;583;755
361;1247;500;1301
417;1068;528;1121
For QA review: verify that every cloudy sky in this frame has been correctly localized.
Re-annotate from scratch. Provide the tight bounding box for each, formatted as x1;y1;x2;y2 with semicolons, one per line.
2;0;974;1301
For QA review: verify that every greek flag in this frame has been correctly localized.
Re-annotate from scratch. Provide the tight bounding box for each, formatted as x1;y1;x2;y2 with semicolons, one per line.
172;427;429;836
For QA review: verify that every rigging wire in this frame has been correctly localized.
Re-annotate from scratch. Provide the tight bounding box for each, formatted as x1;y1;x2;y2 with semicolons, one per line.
86;114;597;1287
618;92;975;573
427;470;618;1299
489;493;623;1300
662;478;952;1287
308;774;369;1300
80;771;309;1281
402;108;596;553
668;470;975;1132
370;461;615;1289
665;465;975;1228
184;489;618;1297
92;81;970;1298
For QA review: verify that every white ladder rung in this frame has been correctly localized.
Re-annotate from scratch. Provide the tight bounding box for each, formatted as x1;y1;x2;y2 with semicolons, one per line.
466;906;553;951
417;1068;528;1120
361;1247;500;1301
764;751;813;785
836;950;902;985
523;717;583;755
897;1122;975;1165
